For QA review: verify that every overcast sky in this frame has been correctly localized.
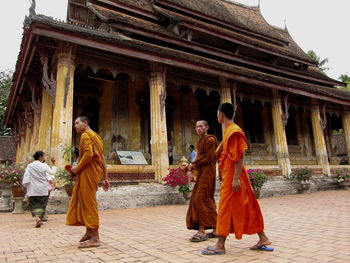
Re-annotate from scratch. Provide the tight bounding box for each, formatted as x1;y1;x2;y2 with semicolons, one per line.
0;0;348;80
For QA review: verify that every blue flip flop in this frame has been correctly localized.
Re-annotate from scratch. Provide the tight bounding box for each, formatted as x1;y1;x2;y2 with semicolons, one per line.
201;247;226;255
250;245;274;251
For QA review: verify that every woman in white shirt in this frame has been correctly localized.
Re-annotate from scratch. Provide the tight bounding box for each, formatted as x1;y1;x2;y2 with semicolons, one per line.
22;151;55;227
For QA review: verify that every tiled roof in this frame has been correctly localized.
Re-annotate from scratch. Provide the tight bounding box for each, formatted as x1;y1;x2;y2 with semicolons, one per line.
27;16;350;101
0;136;16;162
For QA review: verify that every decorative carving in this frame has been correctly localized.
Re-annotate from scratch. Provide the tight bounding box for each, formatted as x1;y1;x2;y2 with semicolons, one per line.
232;81;237;120
38;48;56;104
320;103;327;131
26;77;41;116
282;94;289;126
149;62;167;121
56;42;76;107
23;102;34;128
29;0;36;16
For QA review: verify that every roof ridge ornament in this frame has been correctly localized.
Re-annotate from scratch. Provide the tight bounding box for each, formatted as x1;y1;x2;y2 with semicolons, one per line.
29;0;36;17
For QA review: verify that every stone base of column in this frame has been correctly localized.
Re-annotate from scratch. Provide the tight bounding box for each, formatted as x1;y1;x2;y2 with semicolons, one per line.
0;188;12;212
12;197;25;214
280;158;292;178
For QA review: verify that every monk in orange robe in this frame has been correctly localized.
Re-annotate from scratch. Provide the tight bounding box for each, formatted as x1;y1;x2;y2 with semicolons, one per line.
186;120;218;242
66;116;110;248
201;103;272;255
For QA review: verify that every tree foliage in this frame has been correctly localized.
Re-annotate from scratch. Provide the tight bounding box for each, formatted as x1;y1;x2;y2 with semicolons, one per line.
0;70;13;136
338;74;350;91
307;50;329;73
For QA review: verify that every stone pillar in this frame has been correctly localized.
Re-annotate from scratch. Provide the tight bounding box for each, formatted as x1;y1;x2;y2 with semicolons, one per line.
149;62;169;182
50;43;75;167
37;90;53;157
342;110;350;163
311;101;330;176
271;91;291;177
219;77;232;104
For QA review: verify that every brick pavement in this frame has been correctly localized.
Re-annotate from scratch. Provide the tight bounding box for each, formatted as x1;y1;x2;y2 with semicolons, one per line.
0;190;349;263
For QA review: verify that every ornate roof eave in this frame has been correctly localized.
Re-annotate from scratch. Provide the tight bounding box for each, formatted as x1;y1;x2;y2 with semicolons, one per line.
5;15;350;126
154;0;288;46
152;5;316;67
4;16;36;127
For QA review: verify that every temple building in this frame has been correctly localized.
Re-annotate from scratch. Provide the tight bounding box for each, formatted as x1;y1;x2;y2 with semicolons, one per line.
5;0;350;183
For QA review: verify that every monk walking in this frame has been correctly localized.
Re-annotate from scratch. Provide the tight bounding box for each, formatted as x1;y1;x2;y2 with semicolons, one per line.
186;120;218;242
201;103;273;255
66;116;110;248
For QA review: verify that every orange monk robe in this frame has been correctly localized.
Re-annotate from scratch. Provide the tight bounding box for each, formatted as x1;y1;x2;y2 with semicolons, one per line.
66;130;105;229
186;134;218;230
216;123;264;239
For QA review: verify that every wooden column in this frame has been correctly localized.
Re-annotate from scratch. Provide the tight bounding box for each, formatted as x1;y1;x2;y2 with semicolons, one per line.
219;77;231;104
24;126;33;162
271;91;291;177
311;100;330;175
50;43;75;167
342;110;350;164
30;112;40;155
262;105;273;156
149;62;169;182
37;90;53;156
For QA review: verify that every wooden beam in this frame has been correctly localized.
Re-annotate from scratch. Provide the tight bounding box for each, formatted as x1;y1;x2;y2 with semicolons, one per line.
30;25;350;106
5;29;34;126
115;23;338;86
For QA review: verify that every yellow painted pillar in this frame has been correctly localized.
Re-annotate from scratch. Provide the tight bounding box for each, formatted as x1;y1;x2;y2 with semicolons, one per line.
15;139;22;164
38;90;53;157
271;92;291;177
23;126;33;163
149;62;169;182
50;43;75;167
219;77;232;104
342;111;350;163
311;102;330;175
30;113;40;154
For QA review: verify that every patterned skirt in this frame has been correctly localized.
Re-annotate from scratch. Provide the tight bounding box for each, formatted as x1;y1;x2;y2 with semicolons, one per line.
29;196;49;217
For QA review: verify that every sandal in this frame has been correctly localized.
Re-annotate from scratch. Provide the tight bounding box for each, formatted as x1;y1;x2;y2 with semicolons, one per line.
35;219;42;228
206;232;219;238
190;234;208;242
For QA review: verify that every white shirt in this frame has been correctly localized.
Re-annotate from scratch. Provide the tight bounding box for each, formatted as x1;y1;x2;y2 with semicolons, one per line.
22;161;56;197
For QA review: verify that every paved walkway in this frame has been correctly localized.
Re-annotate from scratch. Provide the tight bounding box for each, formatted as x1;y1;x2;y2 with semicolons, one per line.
0;190;349;263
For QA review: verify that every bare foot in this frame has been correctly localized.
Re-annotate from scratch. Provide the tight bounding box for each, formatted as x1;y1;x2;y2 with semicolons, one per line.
79;235;91;242
78;239;100;248
205;245;225;254
254;232;272;247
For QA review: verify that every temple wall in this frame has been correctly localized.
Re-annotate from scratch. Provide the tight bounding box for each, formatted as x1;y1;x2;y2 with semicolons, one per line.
98;80;114;158
127;78;144;152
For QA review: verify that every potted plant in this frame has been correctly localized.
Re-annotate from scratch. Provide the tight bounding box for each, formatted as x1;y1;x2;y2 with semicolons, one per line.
248;169;267;199
0;162;25;197
55;144;76;197
54;168;75;197
0;162;15;211
332;169;350;190
291;168;312;193
163;167;191;199
0;162;26;213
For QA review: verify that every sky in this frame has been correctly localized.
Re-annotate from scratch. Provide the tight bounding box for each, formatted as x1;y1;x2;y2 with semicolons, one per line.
0;0;348;80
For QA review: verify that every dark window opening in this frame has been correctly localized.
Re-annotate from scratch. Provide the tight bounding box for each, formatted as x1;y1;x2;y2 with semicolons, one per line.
242;100;264;143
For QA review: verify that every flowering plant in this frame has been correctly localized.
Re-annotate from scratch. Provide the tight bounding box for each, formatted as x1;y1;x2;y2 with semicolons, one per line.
248;169;267;190
0;162;25;186
291;168;312;183
163;167;190;194
332;169;350;183
54;168;74;188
